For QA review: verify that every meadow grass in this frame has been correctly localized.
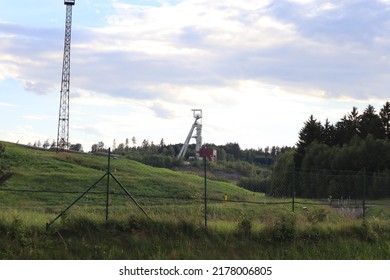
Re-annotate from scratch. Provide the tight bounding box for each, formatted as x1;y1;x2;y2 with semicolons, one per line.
1;205;390;260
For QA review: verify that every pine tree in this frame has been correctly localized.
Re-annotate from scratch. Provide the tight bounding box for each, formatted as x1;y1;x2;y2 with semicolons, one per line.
294;115;323;168
380;101;390;140
359;105;384;139
322;118;336;146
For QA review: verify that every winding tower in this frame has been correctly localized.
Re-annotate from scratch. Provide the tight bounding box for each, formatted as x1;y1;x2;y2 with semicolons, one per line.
177;109;203;159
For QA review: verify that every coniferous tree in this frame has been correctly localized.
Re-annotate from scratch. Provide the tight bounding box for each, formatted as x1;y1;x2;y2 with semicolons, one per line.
334;107;360;145
322;119;336;146
380;101;390;141
348;107;360;133
294;115;323;168
359;105;384;139
125;138;129;150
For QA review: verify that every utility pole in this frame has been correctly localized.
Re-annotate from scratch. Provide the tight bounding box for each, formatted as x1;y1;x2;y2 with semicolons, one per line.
57;0;75;151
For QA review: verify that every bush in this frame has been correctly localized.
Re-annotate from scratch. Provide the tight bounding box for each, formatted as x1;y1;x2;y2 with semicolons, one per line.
360;218;390;242
305;208;329;225
271;213;296;242
236;213;253;238
238;177;271;193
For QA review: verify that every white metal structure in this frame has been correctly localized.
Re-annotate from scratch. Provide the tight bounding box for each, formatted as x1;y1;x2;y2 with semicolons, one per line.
177;109;203;159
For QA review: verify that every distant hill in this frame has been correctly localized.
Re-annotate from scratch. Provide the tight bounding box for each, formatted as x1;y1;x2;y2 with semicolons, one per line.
0;141;256;209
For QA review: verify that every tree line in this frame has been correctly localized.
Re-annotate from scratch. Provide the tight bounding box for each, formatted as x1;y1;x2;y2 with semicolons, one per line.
25;139;84;153
294;102;390;171
270;101;390;199
90;138;291;168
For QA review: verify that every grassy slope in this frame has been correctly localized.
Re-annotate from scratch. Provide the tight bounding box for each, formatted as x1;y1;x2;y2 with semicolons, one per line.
1;141;274;225
0;141;257;206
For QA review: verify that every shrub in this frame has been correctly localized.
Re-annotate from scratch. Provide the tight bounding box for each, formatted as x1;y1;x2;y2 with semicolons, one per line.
236;213;253;238
360;218;390;242
238;177;271;193
305;208;329;225
271;213;296;242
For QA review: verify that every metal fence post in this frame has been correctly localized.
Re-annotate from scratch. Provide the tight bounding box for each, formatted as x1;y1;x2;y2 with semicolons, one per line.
204;156;207;229
362;167;366;219
292;161;295;212
105;148;111;221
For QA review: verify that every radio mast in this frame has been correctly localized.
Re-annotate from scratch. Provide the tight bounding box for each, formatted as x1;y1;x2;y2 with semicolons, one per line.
57;0;75;151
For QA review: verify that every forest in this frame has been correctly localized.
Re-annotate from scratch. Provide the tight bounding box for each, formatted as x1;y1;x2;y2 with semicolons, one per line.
271;101;390;199
294;101;390;171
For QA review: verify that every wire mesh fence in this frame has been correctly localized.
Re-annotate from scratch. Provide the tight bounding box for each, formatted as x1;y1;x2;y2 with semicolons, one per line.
1;167;390;226
269;167;390;217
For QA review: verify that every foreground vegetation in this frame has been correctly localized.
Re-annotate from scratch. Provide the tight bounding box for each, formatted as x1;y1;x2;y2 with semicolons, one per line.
1;208;390;260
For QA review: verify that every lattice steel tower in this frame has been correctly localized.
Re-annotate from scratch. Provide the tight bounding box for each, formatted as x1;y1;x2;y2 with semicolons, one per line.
57;0;75;150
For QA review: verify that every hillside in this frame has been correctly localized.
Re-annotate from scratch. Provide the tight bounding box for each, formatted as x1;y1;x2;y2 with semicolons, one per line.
0;141;258;212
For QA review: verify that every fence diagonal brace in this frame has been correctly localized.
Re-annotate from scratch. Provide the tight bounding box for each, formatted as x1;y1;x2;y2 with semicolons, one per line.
110;172;151;220
46;173;108;229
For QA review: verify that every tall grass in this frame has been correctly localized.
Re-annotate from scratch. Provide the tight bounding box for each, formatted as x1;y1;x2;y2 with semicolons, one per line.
1;207;390;259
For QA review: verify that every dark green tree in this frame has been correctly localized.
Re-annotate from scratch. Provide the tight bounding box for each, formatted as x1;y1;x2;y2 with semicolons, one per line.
270;149;294;197
224;142;242;161
294;115;323;168
334;107;360;145
322;119;336;146
349;107;360;133
359;105;384;139
380;101;390;140
91;141;105;153
70;143;83;152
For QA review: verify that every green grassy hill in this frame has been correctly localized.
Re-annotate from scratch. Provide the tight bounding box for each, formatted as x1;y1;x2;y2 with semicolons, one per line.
1;141;253;194
0;141;261;218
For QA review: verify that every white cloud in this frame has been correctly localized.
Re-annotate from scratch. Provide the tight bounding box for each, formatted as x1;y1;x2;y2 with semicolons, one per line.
306;2;340;17
101;0;294;53
150;102;175;119
0;125;46;145
0;102;15;107
2;0;390;149
286;0;315;4
23;114;53;120
23;80;53;95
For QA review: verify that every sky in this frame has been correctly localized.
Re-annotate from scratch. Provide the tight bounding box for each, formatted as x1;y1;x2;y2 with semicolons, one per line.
1;0;390;152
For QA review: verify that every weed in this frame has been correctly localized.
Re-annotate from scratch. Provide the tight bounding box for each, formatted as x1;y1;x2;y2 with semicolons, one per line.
236;212;252;238
270;213;296;242
305;208;329;225
60;212;69;225
360;217;390;242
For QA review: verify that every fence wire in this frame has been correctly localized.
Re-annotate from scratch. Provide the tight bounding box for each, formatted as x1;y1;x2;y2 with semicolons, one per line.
1;168;390;222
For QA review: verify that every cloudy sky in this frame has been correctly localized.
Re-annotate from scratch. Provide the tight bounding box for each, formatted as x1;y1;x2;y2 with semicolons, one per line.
1;0;390;151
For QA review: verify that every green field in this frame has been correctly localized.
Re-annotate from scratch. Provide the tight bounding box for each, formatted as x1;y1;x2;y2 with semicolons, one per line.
1;141;390;259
